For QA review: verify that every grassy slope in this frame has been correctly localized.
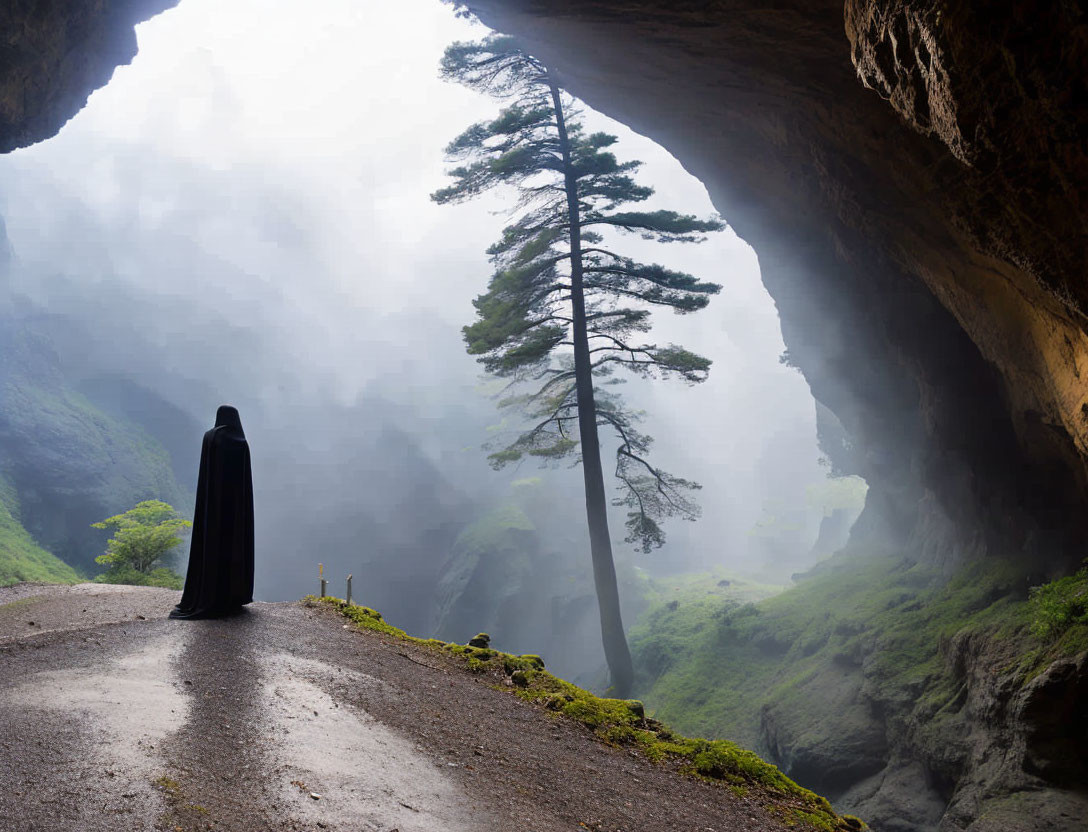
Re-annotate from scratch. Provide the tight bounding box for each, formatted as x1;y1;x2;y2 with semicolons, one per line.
0;477;80;586
628;569;788;746
0;322;188;575
308;595;864;831
628;548;1088;755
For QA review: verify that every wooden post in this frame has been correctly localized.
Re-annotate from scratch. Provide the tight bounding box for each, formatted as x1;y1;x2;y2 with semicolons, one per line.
346;574;353;606
319;563;326;598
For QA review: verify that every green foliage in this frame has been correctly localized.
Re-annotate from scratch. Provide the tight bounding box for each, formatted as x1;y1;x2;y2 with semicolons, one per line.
92;500;189;588
0;476;81;587
434;34;724;552
629;550;1088;752
310;595;856;831
589;210;723;242
1029;560;1088;640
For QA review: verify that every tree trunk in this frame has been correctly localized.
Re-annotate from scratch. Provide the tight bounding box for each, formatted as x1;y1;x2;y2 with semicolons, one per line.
549;81;635;698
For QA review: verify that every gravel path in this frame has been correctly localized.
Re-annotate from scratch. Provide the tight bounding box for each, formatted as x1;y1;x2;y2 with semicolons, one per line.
0;584;796;831
0;582;181;644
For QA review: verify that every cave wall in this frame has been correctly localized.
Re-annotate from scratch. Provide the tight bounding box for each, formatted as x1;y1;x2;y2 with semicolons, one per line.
449;5;1087;828
455;0;1088;574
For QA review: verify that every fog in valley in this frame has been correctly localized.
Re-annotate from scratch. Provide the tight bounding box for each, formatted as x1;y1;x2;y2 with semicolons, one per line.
0;0;857;681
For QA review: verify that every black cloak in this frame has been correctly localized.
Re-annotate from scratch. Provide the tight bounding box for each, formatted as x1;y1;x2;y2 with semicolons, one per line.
170;405;254;619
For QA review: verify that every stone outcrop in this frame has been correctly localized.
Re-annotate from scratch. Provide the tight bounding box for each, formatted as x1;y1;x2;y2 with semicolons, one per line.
0;0;178;153
458;0;1087;576
922;636;1088;832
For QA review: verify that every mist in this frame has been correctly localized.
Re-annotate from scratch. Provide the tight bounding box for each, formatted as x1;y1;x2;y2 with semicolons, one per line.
0;0;840;677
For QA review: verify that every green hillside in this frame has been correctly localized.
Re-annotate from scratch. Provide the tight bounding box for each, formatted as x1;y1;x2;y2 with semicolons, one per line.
0;319;191;574
0;477;80;586
628;545;1088;810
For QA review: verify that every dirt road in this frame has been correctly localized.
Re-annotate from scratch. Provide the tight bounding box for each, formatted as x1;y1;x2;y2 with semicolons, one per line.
0;583;794;831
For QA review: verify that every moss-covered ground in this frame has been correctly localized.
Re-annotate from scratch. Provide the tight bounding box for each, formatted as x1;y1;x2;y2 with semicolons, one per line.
306;595;863;832
628;548;1088;752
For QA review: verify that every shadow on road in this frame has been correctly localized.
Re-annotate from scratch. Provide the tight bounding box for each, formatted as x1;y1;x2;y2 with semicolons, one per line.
161;607;275;830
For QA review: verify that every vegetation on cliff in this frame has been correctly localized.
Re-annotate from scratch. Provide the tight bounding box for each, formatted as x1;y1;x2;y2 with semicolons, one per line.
628;547;1088;798
1028;559;1088;643
0;320;189;575
0;475;80;586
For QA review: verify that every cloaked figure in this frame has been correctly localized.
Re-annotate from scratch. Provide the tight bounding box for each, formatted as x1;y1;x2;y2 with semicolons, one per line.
171;405;254;619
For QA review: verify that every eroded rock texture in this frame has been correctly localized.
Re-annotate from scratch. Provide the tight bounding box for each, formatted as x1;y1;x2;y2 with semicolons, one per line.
0;0;178;153
461;0;1088;574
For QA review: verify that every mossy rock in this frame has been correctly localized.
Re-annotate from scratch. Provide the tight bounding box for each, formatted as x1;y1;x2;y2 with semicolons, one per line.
469;632;491;648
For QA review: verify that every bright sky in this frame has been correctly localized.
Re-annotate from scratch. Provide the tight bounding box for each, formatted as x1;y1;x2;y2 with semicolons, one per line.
0;0;824;571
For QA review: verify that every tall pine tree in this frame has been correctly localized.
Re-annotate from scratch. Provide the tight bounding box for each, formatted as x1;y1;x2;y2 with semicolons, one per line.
433;35;723;696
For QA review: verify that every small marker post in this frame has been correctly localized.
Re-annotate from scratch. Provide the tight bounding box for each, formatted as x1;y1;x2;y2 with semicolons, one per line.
319;563;326;598
346;574;353;606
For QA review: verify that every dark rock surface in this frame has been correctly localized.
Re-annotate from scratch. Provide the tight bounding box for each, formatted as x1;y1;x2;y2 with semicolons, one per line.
760;664;888;796
0;0;179;153
460;0;1088;576
920;634;1088;832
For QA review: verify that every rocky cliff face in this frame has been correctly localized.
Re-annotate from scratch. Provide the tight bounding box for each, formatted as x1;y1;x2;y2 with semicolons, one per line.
456;3;1087;829
631;546;1088;831
457;0;1088;576
0;0;178;153
930;632;1088;831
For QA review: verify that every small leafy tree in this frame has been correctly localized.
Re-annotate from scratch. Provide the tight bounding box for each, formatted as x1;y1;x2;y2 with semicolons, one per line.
92;500;190;589
434;34;723;695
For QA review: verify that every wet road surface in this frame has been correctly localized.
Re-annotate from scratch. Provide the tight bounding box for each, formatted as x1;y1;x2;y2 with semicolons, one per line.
0;584;790;832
